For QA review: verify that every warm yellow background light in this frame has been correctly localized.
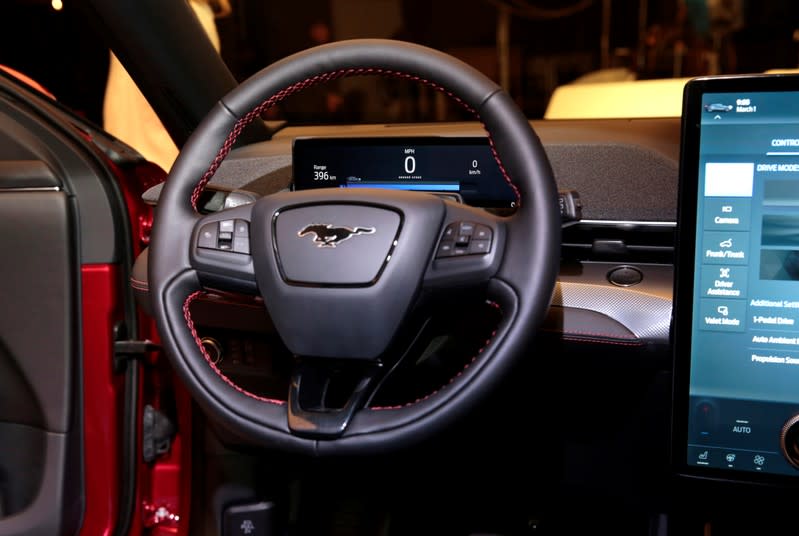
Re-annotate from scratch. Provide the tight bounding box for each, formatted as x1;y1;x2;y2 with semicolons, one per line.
545;77;692;119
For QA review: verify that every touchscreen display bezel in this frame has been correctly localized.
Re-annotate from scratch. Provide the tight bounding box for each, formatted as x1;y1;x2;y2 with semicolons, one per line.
673;73;799;486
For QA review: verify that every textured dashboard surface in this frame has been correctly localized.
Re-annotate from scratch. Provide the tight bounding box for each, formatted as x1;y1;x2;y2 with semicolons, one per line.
554;281;672;343
145;118;681;223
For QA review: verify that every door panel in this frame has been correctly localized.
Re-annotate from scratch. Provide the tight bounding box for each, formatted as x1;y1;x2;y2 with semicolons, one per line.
0;80;138;535
0;181;81;535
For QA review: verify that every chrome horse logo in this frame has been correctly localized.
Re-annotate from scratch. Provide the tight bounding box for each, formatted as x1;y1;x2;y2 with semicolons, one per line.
298;224;376;248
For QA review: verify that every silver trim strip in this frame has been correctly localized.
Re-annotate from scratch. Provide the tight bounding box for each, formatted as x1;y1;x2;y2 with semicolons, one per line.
0;186;61;192
579;219;676;227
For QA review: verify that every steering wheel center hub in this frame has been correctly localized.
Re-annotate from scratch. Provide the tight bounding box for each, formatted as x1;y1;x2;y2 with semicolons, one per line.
250;189;445;360
272;203;400;286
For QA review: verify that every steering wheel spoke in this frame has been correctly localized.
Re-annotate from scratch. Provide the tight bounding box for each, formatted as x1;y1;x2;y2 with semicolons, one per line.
190;205;258;294
287;358;383;438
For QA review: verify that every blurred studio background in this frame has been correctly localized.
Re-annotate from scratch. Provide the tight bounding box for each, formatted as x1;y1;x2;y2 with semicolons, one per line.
1;0;796;126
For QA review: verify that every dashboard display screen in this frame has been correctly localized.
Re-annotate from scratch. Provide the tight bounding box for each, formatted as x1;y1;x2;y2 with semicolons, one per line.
676;75;799;481
292;137;517;208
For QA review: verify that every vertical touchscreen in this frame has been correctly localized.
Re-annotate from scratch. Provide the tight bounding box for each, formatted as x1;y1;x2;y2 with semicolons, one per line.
684;86;799;478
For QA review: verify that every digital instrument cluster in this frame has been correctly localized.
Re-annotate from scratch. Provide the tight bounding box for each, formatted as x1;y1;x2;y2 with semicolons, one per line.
292;137;517;208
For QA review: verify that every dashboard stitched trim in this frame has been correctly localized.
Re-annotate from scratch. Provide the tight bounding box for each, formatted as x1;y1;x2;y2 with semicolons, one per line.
190;68;522;210
541;327;644;346
183;290;285;405
560;335;644;347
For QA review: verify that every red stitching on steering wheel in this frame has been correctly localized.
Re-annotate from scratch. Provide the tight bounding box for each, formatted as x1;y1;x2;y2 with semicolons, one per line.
190;67;522;209
370;300;502;410
184;67;521;410
183;290;285;405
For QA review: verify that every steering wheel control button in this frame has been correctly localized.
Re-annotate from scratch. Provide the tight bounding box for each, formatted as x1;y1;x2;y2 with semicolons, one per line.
443;223;457;238
234;219;249;238
474;224;492;241
232;237;250;254
217;219;234;249
459;221;476;234
218;234;233;250
198;223;218;249
469;239;490;254
274;204;400;285
608;265;643;287
437;241;454;257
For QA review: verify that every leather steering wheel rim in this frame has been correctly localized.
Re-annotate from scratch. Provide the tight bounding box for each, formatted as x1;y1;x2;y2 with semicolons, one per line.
149;39;560;455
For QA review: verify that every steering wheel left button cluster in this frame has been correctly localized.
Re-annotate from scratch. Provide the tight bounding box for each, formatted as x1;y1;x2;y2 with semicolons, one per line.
198;219;250;254
193;212;257;294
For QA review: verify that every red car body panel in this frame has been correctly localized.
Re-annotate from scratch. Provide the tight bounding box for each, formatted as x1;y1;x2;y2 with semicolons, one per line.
80;264;124;536
76;153;191;535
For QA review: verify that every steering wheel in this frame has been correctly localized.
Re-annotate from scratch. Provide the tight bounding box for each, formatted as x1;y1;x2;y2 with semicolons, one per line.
149;39;559;455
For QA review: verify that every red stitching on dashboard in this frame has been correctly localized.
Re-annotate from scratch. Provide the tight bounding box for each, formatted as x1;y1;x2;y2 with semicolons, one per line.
183;291;285;405
190;67;522;209
560;335;644;347
547;328;639;341
370;300;502;411
541;328;643;346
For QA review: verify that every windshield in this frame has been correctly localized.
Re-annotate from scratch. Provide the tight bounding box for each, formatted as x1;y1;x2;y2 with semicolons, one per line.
2;0;797;126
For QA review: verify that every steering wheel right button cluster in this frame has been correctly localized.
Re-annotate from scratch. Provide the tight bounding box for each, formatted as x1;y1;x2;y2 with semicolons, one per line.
436;221;493;258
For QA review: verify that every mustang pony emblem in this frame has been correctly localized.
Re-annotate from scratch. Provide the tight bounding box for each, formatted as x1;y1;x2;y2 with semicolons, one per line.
297;224;376;248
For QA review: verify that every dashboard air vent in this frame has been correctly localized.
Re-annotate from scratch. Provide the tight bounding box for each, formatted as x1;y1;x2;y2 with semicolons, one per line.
561;220;675;264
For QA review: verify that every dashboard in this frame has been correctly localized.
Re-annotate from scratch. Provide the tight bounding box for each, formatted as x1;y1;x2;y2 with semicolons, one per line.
144;119;680;354
139;117;681;394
